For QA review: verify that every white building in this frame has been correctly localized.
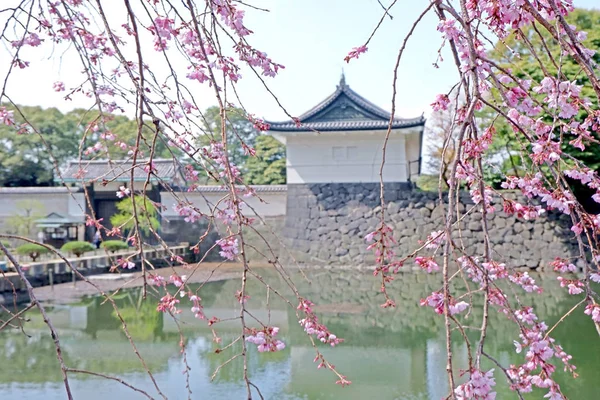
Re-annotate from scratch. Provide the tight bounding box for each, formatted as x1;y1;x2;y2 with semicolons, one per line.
267;76;426;184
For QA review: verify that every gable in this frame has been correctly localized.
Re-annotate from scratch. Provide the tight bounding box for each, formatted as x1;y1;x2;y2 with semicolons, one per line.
304;94;383;122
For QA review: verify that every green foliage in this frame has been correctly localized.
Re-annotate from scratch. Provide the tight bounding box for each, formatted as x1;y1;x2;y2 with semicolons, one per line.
16;243;50;262
0;105;177;187
486;8;600;174
416;174;446;192
0;105;79;186
101;240;129;253
199;106;259;170
110;195;160;236
197;106;286;184
61;241;95;257
5;200;45;238
243;135;286;184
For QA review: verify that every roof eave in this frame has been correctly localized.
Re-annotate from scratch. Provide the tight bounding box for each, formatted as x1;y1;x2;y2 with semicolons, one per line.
268;119;425;133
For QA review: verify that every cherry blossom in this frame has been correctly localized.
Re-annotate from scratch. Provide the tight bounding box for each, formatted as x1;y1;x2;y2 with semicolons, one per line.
454;369;496;400
0;107;15;126
415;256;440;273
344;45;367;63
216;237;239;260
116;186;130;198
245;327;285;352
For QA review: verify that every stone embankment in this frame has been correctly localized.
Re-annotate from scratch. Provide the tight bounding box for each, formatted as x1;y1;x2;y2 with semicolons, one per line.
283;184;578;269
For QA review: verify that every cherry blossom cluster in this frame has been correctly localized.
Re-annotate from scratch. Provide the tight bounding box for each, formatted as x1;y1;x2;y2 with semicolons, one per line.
454;369;496;400
245;327;286;352
297;299;342;347
156;293;180;314
556;276;584;295
117;258;135;270
420;291;469;316
0;107;15;126
174;202;204;223
458;256;508;283
216;237;239;260
344;45;367;63
508;272;542;294
189;295;205;320
204;141;241;181
508;319;575;398
365;224;402;274
414;256;440;273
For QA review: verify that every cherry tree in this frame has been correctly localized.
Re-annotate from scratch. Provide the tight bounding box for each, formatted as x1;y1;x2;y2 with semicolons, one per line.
1;1;599;399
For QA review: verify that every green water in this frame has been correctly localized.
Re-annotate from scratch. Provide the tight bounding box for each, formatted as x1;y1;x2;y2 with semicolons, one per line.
0;269;598;399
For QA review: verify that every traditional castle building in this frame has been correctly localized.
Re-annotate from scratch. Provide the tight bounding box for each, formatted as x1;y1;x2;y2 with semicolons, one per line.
267;75;426;185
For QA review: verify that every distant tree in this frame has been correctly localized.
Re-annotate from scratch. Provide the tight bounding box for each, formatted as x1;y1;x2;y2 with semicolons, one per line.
110;195;160;236
243;135;286;185
425;101;460;187
5;200;45;238
0;105;178;187
199;106;259;170
0;105;80;186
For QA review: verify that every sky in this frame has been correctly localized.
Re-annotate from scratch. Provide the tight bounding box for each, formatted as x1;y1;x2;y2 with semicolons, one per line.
2;0;600;123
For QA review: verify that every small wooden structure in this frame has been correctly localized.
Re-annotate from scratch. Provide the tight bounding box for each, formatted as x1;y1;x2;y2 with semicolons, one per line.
35;212;83;248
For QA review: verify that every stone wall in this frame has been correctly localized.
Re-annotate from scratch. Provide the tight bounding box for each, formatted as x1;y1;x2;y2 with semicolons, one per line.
283;183;579;270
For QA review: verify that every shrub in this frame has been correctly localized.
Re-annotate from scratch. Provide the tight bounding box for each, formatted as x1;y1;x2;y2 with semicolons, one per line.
61;241;95;257
110;195;160;236
101;240;129;253
16;243;50;262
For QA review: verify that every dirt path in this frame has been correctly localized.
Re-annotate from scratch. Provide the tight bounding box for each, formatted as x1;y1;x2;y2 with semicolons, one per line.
32;263;252;304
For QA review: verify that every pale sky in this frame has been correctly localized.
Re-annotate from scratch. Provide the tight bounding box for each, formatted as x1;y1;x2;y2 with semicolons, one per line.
2;0;599;123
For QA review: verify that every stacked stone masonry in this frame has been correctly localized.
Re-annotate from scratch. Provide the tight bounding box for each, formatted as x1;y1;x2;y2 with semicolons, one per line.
283;183;579;270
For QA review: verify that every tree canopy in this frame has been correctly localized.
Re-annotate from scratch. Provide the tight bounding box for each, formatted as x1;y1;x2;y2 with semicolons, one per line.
487;8;600;173
0;105;175;186
199;106;286;185
243;135;286;185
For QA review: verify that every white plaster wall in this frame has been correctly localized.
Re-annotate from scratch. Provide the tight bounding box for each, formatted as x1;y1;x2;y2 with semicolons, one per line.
161;190;287;218
0;188;83;232
283;129;421;183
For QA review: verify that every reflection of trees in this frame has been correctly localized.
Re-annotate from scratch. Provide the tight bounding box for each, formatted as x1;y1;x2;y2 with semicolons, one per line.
0;332;72;383
109;288;164;342
197;332;290;384
1;268;598;398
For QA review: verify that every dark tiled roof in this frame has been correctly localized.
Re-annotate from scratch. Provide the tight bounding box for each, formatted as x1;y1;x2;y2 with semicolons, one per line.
35;212;83;225
267;77;426;132
60;159;183;184
0;187;82;193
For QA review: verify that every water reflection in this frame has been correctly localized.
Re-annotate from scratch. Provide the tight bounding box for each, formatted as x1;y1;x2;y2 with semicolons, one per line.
0;269;598;400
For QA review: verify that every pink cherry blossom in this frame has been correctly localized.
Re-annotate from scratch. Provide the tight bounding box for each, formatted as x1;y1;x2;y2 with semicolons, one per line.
53;81;65;92
431;94;451;111
454;369;496;400
216;237;239;260
116;186;130;198
245;326;285;352
0;107;15;126
415;256;439;273
344;45;368;63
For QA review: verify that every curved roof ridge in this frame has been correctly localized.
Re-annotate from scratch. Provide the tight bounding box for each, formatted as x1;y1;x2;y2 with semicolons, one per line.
266;79;425;130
